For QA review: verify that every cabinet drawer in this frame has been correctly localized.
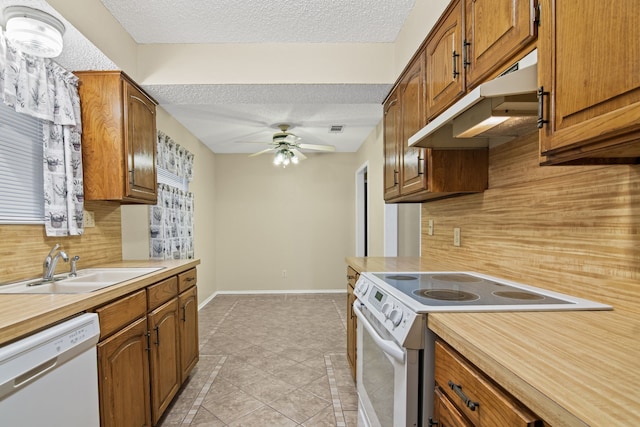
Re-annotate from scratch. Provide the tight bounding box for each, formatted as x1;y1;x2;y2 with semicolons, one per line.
434;340;539;427
147;276;178;311
178;268;197;293
95;289;146;340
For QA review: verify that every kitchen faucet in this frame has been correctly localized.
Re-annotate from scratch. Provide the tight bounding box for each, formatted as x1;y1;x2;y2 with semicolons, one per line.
42;244;69;281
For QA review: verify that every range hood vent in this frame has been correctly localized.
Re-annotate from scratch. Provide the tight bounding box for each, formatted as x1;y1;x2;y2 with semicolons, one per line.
409;50;538;148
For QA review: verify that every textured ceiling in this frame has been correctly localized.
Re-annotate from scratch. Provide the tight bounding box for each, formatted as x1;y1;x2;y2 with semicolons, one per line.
2;1;416;154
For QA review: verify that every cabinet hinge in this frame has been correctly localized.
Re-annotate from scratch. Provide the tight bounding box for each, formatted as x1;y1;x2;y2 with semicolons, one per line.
534;2;541;27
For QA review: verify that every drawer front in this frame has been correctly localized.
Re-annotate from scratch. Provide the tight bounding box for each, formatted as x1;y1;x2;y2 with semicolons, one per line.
95;289;147;340
178;268;197;293
147;276;178;311
434;340;539;427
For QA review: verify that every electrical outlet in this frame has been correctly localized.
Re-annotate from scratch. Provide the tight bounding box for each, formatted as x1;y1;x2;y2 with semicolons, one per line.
428;219;434;236
84;210;95;227
281;270;287;279
453;228;461;247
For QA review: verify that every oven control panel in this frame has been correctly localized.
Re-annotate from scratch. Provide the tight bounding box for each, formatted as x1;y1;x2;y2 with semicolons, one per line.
354;276;424;349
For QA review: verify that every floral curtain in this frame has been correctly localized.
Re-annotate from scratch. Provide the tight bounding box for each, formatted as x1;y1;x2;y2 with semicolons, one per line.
150;131;195;260
0;33;83;236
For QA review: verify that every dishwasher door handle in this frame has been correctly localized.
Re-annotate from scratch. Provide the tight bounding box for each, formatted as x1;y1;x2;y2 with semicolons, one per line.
353;302;405;363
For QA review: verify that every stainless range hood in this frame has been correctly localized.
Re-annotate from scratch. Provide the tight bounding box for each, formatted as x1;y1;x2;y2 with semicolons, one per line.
409;50;538;148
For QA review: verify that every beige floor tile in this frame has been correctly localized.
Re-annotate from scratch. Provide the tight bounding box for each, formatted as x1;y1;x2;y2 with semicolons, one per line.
201;388;265;424
303;375;332;401
301;406;339;426
269;389;332;424
272;362;327;388
228;405;299;427
343;410;358;427
189;407;226;426
238;374;298;404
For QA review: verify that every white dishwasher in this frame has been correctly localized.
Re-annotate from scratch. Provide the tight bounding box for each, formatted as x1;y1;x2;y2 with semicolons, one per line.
0;313;100;426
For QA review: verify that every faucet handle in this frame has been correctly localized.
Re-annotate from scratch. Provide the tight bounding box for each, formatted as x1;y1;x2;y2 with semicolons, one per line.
46;243;61;259
69;255;80;277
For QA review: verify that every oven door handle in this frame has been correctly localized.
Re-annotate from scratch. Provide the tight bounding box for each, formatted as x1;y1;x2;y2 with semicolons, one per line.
353;302;405;363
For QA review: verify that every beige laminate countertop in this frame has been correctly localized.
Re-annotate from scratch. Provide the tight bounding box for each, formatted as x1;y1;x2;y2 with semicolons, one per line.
346;257;640;427
0;259;200;346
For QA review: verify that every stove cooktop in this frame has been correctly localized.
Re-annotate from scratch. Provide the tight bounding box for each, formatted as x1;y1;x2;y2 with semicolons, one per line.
364;271;612;313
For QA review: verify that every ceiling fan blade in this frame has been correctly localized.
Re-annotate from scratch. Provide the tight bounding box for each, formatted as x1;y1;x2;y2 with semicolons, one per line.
248;147;275;157
298;143;336;152
291;148;307;160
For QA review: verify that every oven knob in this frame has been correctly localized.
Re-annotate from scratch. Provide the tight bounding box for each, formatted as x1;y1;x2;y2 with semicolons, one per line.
381;302;392;316
356;281;369;294
389;309;403;327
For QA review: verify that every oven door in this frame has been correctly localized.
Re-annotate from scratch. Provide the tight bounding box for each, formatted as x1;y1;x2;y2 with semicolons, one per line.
353;301;420;427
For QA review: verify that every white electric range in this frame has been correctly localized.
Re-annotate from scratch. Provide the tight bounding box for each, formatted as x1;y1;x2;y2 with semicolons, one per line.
352;271;611;427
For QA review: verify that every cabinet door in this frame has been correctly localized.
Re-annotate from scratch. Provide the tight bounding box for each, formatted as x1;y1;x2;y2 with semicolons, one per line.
179;285;199;382
383;90;401;200
97;317;151;427
148;298;180;425
426;0;465;120
538;0;640;163
433;387;473;427
464;0;536;88
124;81;157;202
399;51;428;195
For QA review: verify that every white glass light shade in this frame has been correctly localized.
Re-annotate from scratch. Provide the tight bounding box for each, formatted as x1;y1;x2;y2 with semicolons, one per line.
3;6;65;58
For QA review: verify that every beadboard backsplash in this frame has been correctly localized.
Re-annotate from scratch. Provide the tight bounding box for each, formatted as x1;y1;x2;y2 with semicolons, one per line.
421;132;639;313
0;201;123;283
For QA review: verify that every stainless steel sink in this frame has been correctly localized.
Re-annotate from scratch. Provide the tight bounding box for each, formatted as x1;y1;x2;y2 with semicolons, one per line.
0;267;164;294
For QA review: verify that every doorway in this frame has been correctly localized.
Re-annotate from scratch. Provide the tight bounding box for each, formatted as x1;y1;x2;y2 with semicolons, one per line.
355;163;368;256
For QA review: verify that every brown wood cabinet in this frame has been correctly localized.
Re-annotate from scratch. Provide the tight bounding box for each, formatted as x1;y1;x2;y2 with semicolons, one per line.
464;0;537;89
400;51;429;195
93;269;199;427
96;290;151;427
426;0;465;121
538;0;640;164
346;266;359;381
384;48;489;203
178;270;199;382
433;340;541;427
383;89;401;200
76;71;158;204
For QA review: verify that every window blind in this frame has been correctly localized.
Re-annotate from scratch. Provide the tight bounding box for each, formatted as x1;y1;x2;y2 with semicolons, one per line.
0;103;45;224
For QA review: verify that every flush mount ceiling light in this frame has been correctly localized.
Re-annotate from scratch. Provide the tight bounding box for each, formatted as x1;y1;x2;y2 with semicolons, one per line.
2;6;65;58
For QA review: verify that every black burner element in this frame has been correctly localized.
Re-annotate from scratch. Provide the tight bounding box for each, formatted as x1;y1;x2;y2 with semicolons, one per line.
493;291;545;300
414;289;480;301
386;275;419;281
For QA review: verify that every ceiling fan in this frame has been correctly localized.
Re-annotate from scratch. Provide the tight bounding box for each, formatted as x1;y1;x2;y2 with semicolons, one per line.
248;124;336;166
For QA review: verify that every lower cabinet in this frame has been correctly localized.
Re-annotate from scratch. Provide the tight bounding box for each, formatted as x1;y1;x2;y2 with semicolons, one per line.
346;267;359;381
94;268;199;427
432;339;541;427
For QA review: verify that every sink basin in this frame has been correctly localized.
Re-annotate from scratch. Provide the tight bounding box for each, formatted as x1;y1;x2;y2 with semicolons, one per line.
0;267;164;294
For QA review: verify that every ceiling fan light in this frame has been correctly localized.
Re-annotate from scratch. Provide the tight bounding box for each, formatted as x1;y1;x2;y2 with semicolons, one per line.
291;154;299;164
3;6;65;58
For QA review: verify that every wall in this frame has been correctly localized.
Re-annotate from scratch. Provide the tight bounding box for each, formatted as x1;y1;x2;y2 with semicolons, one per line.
214;152;355;292
421;132;640;313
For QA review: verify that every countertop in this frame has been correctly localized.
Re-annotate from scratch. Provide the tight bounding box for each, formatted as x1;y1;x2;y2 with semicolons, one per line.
346;256;640;427
0;259;200;346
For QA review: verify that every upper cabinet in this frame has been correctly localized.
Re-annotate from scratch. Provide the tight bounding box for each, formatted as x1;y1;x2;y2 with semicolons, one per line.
538;0;640;164
426;0;537;121
76;71;158;204
384;48;488;203
464;0;537;89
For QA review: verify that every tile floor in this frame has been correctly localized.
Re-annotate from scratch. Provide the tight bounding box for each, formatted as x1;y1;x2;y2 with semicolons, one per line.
158;293;358;426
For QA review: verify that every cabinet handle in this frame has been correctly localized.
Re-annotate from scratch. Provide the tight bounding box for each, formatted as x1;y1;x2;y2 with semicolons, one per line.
537;86;549;129
129;169;134;184
452;50;460;78
182;305;187;322
145;331;151;352
154;326;160;346
418;155;424;175
448;380;479;411
428;418;439;426
393;170;399;185
463;39;471;68
347;275;356;280
186;277;196;282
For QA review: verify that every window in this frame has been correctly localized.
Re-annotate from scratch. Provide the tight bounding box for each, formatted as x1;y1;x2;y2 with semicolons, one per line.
0;103;44;224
